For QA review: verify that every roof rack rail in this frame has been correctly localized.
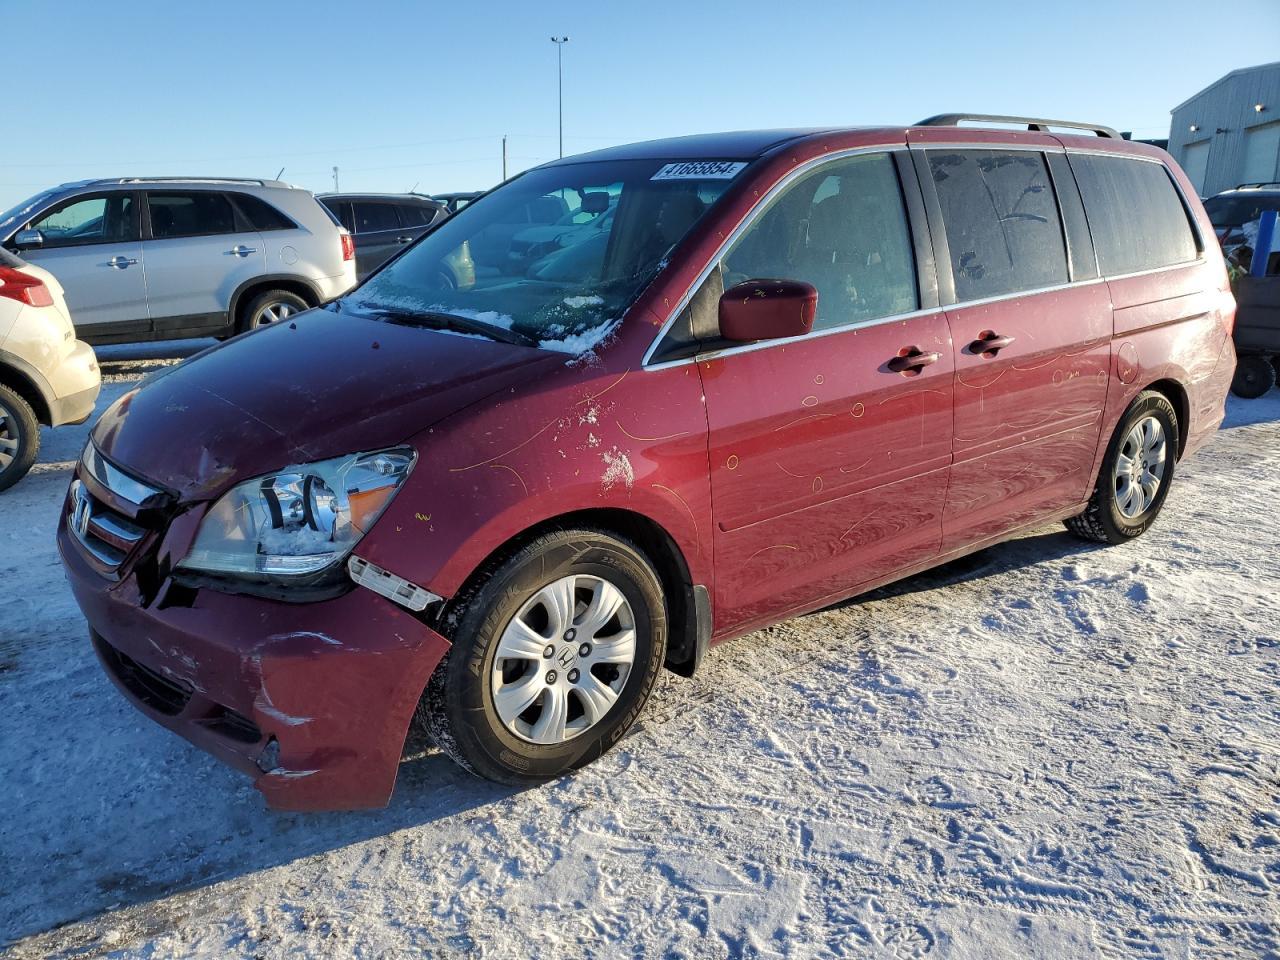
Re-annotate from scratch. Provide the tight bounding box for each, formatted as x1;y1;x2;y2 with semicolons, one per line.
91;177;279;187
916;113;1121;140
1234;181;1280;190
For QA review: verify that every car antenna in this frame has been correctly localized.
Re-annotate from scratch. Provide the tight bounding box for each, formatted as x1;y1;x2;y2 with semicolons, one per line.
275;167;286;180
408;181;419;193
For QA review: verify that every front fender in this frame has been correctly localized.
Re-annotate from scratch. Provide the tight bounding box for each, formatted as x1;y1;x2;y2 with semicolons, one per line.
356;356;713;604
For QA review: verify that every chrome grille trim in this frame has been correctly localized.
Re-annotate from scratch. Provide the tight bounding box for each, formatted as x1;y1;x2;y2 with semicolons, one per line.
80;445;163;507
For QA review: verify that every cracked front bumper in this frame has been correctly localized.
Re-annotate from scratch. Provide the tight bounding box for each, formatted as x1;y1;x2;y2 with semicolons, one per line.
59;522;451;811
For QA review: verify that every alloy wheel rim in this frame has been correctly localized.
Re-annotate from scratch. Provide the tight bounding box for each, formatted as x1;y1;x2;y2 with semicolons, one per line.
1113;414;1167;519
258;302;297;326
491;574;636;745
0;402;18;472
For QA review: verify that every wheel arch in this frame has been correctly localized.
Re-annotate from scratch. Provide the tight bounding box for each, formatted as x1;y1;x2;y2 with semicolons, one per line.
432;506;709;676
229;275;323;329
1144;377;1191;459
0;352;53;425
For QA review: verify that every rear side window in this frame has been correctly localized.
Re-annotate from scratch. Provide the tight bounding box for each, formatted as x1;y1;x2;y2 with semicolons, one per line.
721;152;918;331
232;193;295;231
929;150;1068;301
353;202;400;234
398;204;437;227
148;192;237;239
1070;155;1198;276
320;199;354;232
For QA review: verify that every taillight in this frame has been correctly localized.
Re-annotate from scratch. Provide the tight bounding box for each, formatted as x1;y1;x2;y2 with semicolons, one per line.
340;233;355;262
0;266;54;308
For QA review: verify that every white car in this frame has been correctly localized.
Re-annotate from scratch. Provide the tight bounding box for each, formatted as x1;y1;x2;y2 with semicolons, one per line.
0;250;100;490
0;178;357;344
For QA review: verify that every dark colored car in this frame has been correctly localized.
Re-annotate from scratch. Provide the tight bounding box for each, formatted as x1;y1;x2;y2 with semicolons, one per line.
433;191;482;215
1203;183;1280;249
317;193;446;279
60;116;1235;811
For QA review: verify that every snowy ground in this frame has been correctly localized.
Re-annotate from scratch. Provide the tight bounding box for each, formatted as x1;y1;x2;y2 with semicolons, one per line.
2;345;1278;959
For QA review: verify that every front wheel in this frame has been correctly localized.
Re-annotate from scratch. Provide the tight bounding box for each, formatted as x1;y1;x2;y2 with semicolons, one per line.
1065;390;1178;544
416;529;668;784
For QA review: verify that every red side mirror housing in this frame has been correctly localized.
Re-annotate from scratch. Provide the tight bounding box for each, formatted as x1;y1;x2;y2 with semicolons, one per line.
719;279;818;343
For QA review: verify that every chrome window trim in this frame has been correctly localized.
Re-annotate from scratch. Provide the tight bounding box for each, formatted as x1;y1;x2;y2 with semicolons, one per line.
640;141;1210;372
81;445;163;507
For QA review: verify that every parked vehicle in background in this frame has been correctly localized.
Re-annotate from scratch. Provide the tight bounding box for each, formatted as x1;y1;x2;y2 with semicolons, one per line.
0;249;99;490
433;191;482;215
1203;183;1280;250
0;178;357;344
317;193;446;279
59;116;1234;811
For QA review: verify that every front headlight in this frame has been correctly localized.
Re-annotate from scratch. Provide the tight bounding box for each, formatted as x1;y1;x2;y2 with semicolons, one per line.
178;448;415;578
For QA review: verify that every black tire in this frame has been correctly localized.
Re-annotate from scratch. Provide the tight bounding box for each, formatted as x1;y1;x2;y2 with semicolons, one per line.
417;528;668;785
0;383;40;493
1065;390;1178;545
1231;355;1276;399
1271;355;1280;384
238;289;309;333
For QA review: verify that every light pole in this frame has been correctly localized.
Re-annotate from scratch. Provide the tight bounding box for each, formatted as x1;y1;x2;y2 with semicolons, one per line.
550;36;569;158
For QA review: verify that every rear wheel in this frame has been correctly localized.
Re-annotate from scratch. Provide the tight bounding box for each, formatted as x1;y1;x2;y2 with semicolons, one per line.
1231;355;1275;399
1065;390;1178;545
0;383;39;492
239;289;309;333
416;528;668;784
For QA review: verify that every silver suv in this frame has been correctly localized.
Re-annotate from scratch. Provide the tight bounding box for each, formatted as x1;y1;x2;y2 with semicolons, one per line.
0;178;357;344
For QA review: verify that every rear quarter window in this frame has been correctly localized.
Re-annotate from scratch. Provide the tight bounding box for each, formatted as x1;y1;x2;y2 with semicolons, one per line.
232;193;296;231
1069;154;1199;276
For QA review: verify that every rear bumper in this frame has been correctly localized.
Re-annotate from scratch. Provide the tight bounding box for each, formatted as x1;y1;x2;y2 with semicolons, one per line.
46;341;100;426
58;520;451;811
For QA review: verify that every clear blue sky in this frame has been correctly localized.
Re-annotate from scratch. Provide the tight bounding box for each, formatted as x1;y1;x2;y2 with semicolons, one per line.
3;0;1278;210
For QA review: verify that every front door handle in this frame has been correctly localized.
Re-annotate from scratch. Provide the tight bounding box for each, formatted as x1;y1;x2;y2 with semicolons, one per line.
227;245;258;257
968;331;1015;356
394;235;414;244
887;347;941;374
105;256;138;269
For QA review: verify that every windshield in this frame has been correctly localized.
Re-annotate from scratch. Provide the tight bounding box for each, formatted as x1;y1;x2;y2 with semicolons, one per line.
0;191;56;238
345;158;742;351
1203;194;1280;228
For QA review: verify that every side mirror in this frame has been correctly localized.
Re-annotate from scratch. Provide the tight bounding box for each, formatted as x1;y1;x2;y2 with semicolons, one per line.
718;279;817;343
14;229;43;249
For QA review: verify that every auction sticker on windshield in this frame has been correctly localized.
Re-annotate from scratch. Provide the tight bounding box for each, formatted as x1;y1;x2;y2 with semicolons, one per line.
651;161;747;180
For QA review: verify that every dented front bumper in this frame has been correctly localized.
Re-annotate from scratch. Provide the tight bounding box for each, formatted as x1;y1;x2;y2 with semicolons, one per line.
58;522;451;811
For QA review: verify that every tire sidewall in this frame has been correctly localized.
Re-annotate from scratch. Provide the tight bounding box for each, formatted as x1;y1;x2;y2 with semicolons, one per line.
0;385;38;492
443;531;667;781
1101;393;1178;539
1231;356;1275;399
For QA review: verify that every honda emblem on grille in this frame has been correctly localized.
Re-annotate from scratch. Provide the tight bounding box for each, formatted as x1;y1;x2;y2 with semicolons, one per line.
70;481;92;538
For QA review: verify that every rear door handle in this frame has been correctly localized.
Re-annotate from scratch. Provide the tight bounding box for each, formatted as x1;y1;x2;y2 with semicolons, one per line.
105;256;138;269
887;347;941;374
968;331;1015;356
227;245;257;257
394;235;414;244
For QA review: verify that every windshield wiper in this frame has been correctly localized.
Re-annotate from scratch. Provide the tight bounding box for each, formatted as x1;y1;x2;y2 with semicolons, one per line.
363;307;538;347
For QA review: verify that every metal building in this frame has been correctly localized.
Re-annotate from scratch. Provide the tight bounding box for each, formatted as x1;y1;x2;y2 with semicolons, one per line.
1168;61;1280;197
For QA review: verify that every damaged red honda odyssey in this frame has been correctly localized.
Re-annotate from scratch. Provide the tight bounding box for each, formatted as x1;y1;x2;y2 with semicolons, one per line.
59;116;1235;810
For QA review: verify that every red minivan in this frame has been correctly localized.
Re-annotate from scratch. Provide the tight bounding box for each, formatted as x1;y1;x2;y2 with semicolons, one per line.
59;115;1236;810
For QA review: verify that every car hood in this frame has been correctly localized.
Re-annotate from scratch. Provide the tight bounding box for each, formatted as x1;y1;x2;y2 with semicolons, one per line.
91;307;561;501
